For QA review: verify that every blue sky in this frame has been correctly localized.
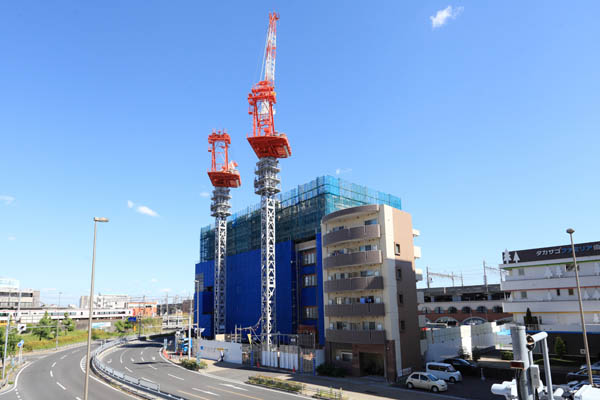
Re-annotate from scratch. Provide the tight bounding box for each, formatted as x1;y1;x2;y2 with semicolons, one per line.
1;2;599;306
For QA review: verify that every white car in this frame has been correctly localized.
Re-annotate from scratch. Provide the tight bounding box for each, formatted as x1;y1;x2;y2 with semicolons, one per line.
406;372;448;392
426;362;463;383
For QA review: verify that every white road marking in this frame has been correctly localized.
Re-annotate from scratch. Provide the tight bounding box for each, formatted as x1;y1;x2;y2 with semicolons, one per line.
51;361;57;368
220;383;247;391
125;366;133;373
148;364;157;370
120;349;128;364
140;356;144;361
56;382;67;390
168;373;184;381
140;350;144;355
72;350;79;354
193;388;220;396
151;356;156;361
60;354;67;360
107;359;112;364
50;370;53;378
130;357;134;362
76;397;82;400
142;377;155;383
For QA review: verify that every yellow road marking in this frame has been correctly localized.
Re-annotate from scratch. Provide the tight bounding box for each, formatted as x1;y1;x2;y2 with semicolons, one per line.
178;390;211;400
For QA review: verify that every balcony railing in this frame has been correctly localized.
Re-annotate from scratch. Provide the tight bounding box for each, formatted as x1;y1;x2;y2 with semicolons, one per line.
323;250;382;270
324;276;384;293
325;303;385;317
323;224;381;247
325;328;386;344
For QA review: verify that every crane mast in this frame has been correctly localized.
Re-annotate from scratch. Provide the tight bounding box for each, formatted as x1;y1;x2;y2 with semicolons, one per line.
247;12;291;349
207;130;241;336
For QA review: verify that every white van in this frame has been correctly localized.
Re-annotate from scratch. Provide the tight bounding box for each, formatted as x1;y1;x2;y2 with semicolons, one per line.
426;362;462;383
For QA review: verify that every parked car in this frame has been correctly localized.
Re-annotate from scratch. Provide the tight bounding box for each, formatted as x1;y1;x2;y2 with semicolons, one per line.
426;362;462;383
443;358;479;376
560;378;600;400
566;368;600;382
405;372;448;392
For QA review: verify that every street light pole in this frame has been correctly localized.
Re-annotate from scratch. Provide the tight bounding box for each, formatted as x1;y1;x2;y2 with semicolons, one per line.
566;228;593;387
83;217;109;400
195;279;200;358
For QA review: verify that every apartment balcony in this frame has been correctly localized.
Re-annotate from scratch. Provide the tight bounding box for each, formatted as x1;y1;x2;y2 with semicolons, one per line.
323;250;382;270
325;328;386;344
325;303;385;317
324;276;384;293
323;224;381;247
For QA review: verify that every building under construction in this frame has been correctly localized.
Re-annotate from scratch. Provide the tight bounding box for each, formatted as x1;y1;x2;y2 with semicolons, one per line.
194;175;402;345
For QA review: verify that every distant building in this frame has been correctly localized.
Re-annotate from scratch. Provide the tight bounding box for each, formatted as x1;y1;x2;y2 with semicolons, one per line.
501;241;600;355
79;294;129;309
418;284;511;326
321;204;423;380
0;278;40;309
129;301;158;317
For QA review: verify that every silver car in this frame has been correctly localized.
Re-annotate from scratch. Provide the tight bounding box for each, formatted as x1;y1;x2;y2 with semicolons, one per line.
406;372;448;393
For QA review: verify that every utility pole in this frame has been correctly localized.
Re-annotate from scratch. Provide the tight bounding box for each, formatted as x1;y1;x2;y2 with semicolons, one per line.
426;266;430;289
511;325;534;400
483;260;488;292
187;313;192;360
427;269;460;287
2;314;10;381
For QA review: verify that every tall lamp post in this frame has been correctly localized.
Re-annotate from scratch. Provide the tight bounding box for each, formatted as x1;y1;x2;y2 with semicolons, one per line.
195;279;200;357
566;228;593;386
83;217;109;400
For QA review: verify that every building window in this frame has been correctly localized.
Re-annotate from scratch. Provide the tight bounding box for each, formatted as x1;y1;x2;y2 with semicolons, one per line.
400;320;406;331
568;288;574;296
364;218;377;226
396;267;402;280
303;274;317;287
395;243;401;255
332;225;345;232
520;291;527;299
462;306;471;313
493;306;503;313
398;294;404;305
303;306;318;320
448;307;458;314
556;289;561;296
301;250;316;266
518;268;525;276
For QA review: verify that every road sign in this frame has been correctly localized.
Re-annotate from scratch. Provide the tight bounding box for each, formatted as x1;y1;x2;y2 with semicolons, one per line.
128;316;137;322
17;324;27;333
17;340;24;348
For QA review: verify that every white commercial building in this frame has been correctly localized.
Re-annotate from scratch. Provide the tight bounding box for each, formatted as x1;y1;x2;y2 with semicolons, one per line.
500;241;600;333
79;294;129;309
0;278;40;309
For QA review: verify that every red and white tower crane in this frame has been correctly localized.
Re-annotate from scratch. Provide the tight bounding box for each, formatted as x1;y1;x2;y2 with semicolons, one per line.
208;129;241;335
247;12;291;348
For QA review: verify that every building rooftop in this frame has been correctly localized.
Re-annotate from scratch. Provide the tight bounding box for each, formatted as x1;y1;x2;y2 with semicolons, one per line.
418;284;504;295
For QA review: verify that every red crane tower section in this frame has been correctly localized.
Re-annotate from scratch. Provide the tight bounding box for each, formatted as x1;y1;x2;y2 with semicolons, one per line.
247;12;292;159
208;130;241;188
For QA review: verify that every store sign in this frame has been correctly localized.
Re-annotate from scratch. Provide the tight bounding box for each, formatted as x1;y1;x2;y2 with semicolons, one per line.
502;241;600;264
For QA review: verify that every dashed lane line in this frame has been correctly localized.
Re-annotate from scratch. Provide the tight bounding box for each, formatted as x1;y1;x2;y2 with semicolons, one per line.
168;373;184;381
56;381;67;390
50;370;53;378
193;388;219;396
220;383;247;391
60;354;67;360
148;364;157;370
207;385;262;400
51;361;56;368
125;366;133;373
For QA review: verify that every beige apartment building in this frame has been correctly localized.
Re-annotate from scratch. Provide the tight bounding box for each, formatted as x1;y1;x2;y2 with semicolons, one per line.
321;204;422;381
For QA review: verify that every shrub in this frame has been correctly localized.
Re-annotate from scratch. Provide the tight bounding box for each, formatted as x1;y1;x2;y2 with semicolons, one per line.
501;351;513;360
316;363;346;377
248;375;302;392
554;337;567;358
180;359;200;371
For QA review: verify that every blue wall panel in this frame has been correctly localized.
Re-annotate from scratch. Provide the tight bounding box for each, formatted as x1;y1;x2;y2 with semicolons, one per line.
194;260;214;337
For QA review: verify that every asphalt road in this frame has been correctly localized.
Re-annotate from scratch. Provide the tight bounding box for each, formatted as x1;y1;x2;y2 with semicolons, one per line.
106;340;307;400
0;342;135;400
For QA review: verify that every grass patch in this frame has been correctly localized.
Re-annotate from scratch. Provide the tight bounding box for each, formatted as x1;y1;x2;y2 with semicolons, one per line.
314;388;345;399
21;329;122;352
180;358;207;371
247;375;303;393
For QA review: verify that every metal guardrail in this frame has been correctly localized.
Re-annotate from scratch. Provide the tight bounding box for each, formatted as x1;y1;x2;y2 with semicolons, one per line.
91;337;184;399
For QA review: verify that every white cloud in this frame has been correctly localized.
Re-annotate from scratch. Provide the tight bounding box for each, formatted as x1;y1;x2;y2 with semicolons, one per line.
430;5;464;29
127;200;134;208
200;191;210;198
7;236;16;241
150;278;158;283
136;205;159;217
335;168;352;175
0;195;15;205
160;288;171;293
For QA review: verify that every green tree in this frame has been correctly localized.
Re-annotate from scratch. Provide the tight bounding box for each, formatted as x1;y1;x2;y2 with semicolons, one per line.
32;312;53;340
0;328;22;366
62;312;75;332
554;336;567;358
